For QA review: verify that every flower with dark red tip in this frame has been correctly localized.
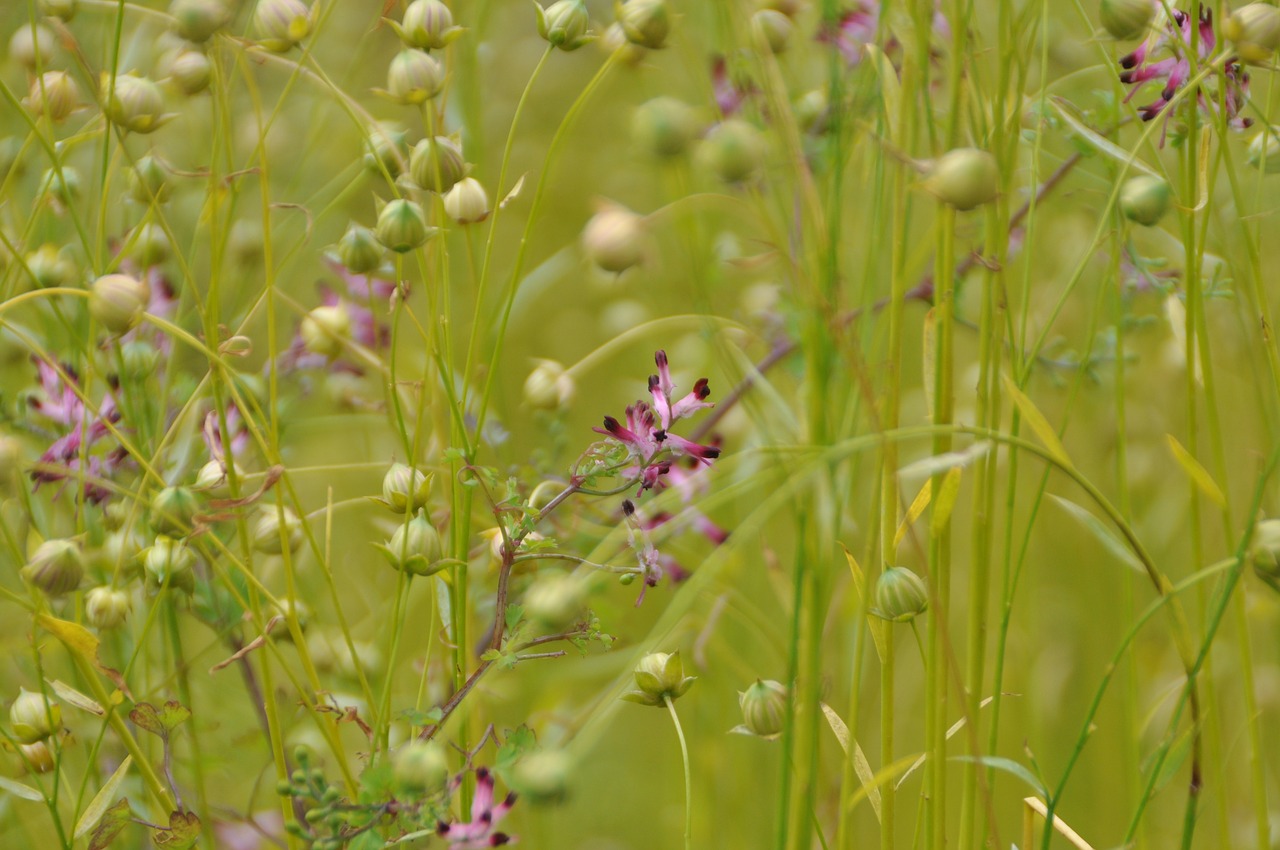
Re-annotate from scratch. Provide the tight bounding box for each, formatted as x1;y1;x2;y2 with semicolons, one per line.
436;767;516;848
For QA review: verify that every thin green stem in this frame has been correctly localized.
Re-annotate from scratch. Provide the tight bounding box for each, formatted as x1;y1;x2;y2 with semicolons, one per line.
664;694;693;850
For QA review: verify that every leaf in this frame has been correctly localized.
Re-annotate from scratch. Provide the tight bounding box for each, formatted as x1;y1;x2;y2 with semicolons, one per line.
499;174;525;210
397;707;443;727
151;809;201;849
895;695;998;788
820;703;881;822
1050;495;1143;573
495;725;537;777
1002;376;1070;467
129;701;190;740
349;831;387;850
0;775;44;802
89;797;133;850
951;755;1046;797
47;679;104;716
36;615;133;700
842;753;920;815
841;545;886;663
358;759;395;805
898;442;990;481
504;603;524;632
1048;97;1159;178
75;756;133;839
866;44;902;145
1143;724;1195;795
930;467;963;536
893;480;933;551
1164;434;1226;508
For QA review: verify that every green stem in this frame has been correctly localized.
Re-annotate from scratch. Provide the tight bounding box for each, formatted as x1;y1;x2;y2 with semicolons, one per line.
664;694;693;850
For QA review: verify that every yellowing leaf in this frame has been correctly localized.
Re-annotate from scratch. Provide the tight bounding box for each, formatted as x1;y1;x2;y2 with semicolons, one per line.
47;679;103;716
930;467;963;536
36;615;133;700
842;545;886;663
894;481;933;551
74;756;132;839
820;702;881;822
1002;375;1070;467
0;775;43;802
1164;434;1225;508
865;45;901;145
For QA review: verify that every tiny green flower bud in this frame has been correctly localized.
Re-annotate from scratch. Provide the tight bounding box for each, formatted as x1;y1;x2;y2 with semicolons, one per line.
300;303;351;360
393;741;449;797
632;97;698;158
1099;0;1154;40
601;22;648;64
732;679;788;739
1118;174;1170;226
795;88;829;135
19;741;54;774
381;462;433;513
752;9;793;53
443;177;489;224
392;0;464;50
40;0;78;21
170;49;212;96
252;506;303;554
621;650;696;706
376;198;432;253
193;459;235;493
129;155;171;204
334;223;384;274
22;539;85;596
85;586;132;630
409;136;466;193
1250;518;1280;592
125;222;171;267
101;73;169;134
24;71;79;122
364;121;410;176
120;340;161;381
254;0;312;52
9;690;60;745
41;166;82;205
616;0;671;49
513;750;570;804
699;119;767;183
384;49;445;104
523;359;574;410
524;571;587;630
95;528;144;577
923;148;999;211
144;536;196;592
376;511;445;576
583;203;645;273
170;0;230;43
26;244;78;290
537;0;594;51
1225;3;1280;64
150;485;201;537
9;25;58;71
871;566;929;622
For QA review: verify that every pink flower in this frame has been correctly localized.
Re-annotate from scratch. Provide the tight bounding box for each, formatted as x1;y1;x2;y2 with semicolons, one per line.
436;768;515;848
27;360;126;503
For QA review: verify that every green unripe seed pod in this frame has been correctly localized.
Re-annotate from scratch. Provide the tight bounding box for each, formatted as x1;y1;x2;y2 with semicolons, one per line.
170;0;230;43
537;0;593;51
583;204;645;272
24;71;79;123
752;9;793;53
129;156;171;204
26;244;78;289
386;49;444;104
252;506;303;554
393;741;449;797
632;97;698;158
380;463;433;513
394;0;463;50
616;0;671;49
335;223;385;273
40;0;78;21
923;148;999;211
409;136;466;193
90;273;150;335
1225;4;1280;64
126;222;171;268
871;566;929;622
9;25;58;71
621;650;696;706
736;679;788;738
171;50;212;96
9;689;61;744
254;0;312;52
524;571;587;630
150;485;201;537
523;359;574;410
300;304;351;360
699;119;766;183
443;177;489;224
376;199;431;253
41;166;82;205
85;586;132;630
101;73;168;134
513;749;570;804
1118;174;1170;226
22;540;85;597
1099;0;1154;41
377;511;445;576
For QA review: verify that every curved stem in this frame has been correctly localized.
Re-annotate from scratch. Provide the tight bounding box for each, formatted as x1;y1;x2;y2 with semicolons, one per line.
665;694;693;850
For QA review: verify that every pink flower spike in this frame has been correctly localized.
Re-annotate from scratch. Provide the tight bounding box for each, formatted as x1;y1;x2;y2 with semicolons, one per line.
437;768;515;847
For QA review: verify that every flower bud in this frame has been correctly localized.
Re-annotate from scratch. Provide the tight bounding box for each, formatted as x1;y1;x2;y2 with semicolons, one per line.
377;511;445;576
392;0;464;50
26;244;78;289
616;0;671;50
631;97;698;158
733;679;788;739
24;71;79;122
19;741;55;774
699;119;766;183
144;537;195;591
409;136;466;193
85;586;132;630
384;49;445;104
9;690;60;744
40;0;78;21
1118;174;1170;226
1099;0;1154;40
443;177;489;224
923;148;999;210
871;566;928;622
376;199;431;253
334;223;384;274
22;539;85;596
125;222;171;267
523;359;574;410
171;49;212;96
752;9;793;53
101;73;169;134
41;166;82;206
9;25;58;71
583;204;645;272
524;572;587;630
254;0;312;52
381;463;433;513
193;458;236;494
393;741;449;797
1250;518;1280;592
272;598;311;641
513;749;570;804
300;303;351;360
601;22;648;64
150;485;201;537
621;650;696;706
796;88;829;135
170;0;229;43
129;156;171;204
364;121;410;176
252;506;303;554
120;340;161;381
1225;3;1280;64
537;0;594;51
95;528;145;577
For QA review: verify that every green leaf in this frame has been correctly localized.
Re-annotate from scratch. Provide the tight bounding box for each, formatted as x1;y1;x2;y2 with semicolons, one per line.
397;707;443;727
952;755;1046;797
1003;376;1070;467
0;774;44;802
89;797;133;850
150;810;201;849
1165;434;1226;508
359;758;395;804
349;831;387;850
128;701;190;740
1050;495;1143;573
1049;97;1160;178
1143;724;1195;795
75;756;132;839
819;703;880;822
841;544;886;664
504;603;524;632
495;725;537;777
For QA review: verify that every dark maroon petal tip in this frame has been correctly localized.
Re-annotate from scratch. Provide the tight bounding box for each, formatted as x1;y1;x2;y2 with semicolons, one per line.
602;416;621;432
654;350;668;367
648;375;660;391
704;447;722;459
693;378;711;399
491;835;511;846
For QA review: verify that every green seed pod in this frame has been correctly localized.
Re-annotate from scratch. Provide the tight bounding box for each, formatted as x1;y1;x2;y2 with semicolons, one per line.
271;598;311;642
616;0;671;49
871;566;929;622
376;198;431;253
380;462;433;513
733;679;788;739
621;650;696;706
129;156;171;205
101;73;169;134
170;0;230;43
795;88;829;135
95;528;145;578
523;359;574;410
91;273;150;334
376;511;445;576
334;223;385;273
193;458;234;494
1099;0;1154;40
409;136;466;192
85;586;132;630
254;0;312;52
752;9;793;53
699;119;767;184
40;0;78;21
1250;518;1280;592
24;71;79;122
119;340;160;382
923;148;999;211
631;97;698;158
385;49;444;104
143;536;196;592
443;177;489;224
9;25;58;71
171;50;212;96
524;571;587;631
41;166;82;205
1248;127;1280;174
9;689;61;745
252;506;303;554
19;741;54;774
1225;3;1280;64
393;741;449;797
513;750;570;804
537;0;594;51
126;222;171;268
22;539;85;597
582;203;645;272
363;121;410;177
393;0;464;50
600;21;648;64
1118;174;1170;226
150;485;201;537
26;244;78;289
300;303;351;360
